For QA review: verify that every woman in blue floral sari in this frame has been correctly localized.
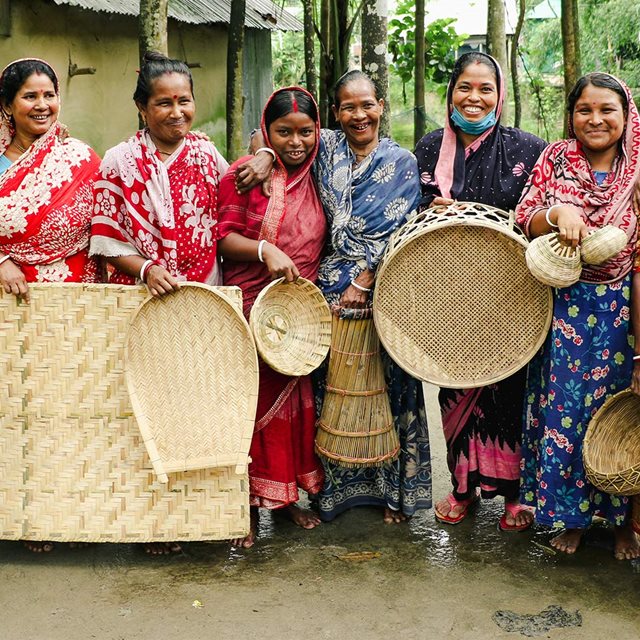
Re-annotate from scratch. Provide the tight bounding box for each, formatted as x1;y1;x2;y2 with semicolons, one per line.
516;73;640;558
313;71;432;523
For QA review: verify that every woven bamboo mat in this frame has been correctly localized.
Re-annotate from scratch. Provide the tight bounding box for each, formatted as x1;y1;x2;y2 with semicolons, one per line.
0;284;250;542
126;283;258;482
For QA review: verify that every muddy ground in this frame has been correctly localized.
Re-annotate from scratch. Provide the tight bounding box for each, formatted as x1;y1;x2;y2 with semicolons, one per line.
1;385;639;640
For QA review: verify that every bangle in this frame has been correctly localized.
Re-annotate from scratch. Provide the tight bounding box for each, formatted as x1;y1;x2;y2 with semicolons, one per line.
545;205;561;229
0;254;12;266
256;147;276;161
139;259;154;283
257;239;267;263
633;355;640;361
351;280;372;293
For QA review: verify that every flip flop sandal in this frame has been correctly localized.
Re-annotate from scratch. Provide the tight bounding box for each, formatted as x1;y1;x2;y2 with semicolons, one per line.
434;492;479;525
499;502;535;532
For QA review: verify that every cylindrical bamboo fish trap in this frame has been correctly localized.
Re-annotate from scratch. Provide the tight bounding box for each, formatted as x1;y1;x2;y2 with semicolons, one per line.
315;305;400;468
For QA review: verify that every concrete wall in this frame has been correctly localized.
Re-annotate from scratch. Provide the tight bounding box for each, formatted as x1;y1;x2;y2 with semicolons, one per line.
0;0;235;156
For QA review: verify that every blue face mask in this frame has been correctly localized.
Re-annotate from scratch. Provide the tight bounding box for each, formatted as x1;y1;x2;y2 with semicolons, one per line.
450;107;497;135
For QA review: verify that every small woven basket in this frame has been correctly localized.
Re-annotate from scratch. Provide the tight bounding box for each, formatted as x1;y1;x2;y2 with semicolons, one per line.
250;277;331;376
580;225;627;265
525;233;582;288
315;306;400;468
583;389;640;496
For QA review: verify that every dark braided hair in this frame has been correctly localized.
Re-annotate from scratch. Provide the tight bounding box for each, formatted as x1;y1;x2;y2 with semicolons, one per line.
264;88;317;132
0;59;58;107
133;51;193;105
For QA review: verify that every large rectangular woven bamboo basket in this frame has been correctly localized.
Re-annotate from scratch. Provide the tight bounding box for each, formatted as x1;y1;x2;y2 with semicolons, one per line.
0;284;249;542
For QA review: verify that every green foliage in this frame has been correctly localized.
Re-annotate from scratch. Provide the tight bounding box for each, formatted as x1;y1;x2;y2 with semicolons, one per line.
388;3;467;103
272;30;306;88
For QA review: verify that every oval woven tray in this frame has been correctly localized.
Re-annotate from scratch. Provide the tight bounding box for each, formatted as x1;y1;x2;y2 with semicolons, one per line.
126;283;259;483
584;388;640;496
373;202;553;388
250;277;331;376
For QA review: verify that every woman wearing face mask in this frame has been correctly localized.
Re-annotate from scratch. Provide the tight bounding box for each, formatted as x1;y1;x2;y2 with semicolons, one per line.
414;52;547;530
217;87;327;548
516;73;640;559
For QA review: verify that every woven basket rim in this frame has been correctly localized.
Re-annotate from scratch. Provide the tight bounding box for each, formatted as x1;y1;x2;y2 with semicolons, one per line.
373;205;553;387
125;282;258;482
249;276;331;376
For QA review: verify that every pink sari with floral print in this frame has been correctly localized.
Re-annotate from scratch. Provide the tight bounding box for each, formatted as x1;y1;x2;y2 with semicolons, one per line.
90;130;226;284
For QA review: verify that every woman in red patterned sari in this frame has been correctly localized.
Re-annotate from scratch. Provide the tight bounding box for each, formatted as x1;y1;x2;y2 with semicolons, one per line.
218;87;327;548
90;52;228;297
0;58;101;305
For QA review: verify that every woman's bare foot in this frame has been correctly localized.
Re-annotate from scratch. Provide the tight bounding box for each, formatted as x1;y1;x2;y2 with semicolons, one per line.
383;507;407;524
23;541;54;553
143;542;182;556
287;504;321;529
550;528;584;554
230;506;259;548
614;522;640;560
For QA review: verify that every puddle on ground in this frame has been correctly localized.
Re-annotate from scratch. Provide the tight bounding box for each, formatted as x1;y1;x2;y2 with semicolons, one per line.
493;605;582;637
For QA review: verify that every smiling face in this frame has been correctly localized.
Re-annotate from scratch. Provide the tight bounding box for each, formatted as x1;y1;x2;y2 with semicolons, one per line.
267;111;316;171
571;84;626;155
137;72;194;149
5;72;59;140
332;78;383;153
451;62;498;122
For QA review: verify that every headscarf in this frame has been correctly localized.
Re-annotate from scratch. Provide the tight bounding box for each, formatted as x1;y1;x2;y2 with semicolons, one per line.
516;73;640;283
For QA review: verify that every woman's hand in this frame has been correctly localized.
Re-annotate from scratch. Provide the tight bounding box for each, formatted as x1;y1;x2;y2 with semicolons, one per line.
235;153;274;196
430;196;455;207
145;264;180;297
551;204;589;248
339;284;369;308
262;243;299;282
0;258;30;303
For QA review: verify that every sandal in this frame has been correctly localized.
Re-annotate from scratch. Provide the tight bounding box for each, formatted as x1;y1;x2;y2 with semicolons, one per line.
499;502;534;532
434;492;479;525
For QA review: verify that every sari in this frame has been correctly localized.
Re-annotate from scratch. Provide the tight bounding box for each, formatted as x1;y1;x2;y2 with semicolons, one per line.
90;130;226;284
0;119;102;283
218;87;327;508
515;74;640;529
414;53;547;503
314;130;432;520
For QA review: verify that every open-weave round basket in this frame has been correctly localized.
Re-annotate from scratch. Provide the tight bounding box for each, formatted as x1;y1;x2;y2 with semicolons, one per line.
580;225;627;265
583;388;640;496
373;202;553;388
525;233;582;287
250;277;331;376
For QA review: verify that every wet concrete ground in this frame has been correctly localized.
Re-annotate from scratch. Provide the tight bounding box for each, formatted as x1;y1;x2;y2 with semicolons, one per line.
1;385;639;639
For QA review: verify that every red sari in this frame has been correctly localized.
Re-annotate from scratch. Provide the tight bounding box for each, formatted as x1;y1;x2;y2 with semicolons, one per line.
0;121;102;282
218;88;327;508
90;130;226;284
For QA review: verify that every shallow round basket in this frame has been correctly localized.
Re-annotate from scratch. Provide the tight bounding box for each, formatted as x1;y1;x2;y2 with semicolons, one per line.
250;277;331;376
583;389;640;496
525;233;582;288
580;225;627;265
373;202;553;388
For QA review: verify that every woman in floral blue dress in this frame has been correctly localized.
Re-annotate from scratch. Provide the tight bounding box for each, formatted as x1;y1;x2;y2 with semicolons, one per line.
515;73;640;558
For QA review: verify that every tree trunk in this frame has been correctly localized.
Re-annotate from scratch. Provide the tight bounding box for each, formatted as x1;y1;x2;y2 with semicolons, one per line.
414;0;426;147
139;0;168;63
510;0;526;128
362;0;390;138
561;0;581;134
486;0;508;122
319;0;331;126
226;0;246;161
303;0;317;98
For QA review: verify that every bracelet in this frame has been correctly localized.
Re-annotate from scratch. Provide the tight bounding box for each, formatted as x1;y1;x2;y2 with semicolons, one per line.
545;204;561;229
256;147;276;161
139;259;154;283
257;239;267;263
633;354;640;361
351;280;372;293
0;254;12;266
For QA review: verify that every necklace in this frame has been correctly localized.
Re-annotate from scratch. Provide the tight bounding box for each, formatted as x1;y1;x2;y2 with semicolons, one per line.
11;140;28;153
156;149;173;156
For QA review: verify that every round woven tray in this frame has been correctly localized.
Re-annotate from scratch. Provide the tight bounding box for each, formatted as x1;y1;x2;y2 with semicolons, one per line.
126;283;259;483
373;202;553;388
583;388;640;496
250;277;331;376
